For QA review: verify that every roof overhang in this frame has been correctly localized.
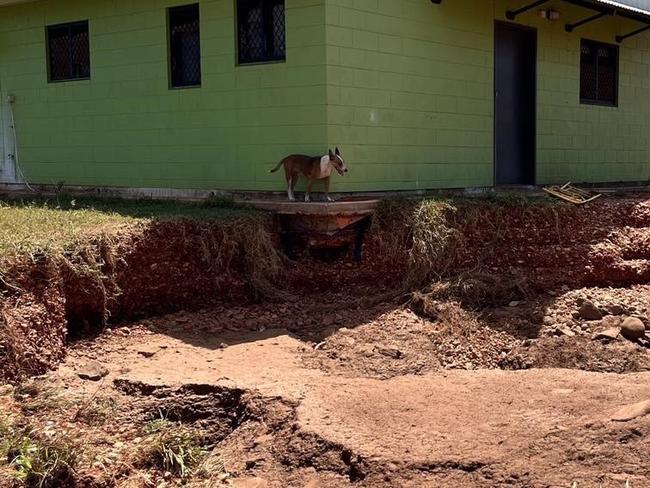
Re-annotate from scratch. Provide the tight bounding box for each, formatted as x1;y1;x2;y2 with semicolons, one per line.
593;0;650;16
431;0;650;43
568;0;650;21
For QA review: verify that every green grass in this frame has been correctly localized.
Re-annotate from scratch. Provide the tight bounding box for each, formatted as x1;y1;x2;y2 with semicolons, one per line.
0;195;259;257
141;418;207;479
8;436;79;488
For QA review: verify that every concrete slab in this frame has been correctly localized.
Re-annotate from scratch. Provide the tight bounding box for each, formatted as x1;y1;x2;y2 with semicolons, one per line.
244;199;380;216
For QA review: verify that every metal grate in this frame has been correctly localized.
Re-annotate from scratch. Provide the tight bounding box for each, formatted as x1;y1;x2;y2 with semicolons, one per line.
169;4;201;88
237;0;286;64
580;39;618;106
47;21;90;82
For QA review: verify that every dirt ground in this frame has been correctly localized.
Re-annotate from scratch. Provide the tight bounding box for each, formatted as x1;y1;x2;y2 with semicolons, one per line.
2;284;650;488
2;196;650;487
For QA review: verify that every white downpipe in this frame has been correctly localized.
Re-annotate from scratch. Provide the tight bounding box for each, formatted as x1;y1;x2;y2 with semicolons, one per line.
7;95;34;191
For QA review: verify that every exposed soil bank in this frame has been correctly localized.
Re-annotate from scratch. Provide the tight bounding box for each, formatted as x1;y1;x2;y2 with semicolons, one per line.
2;196;650;382
0;217;279;381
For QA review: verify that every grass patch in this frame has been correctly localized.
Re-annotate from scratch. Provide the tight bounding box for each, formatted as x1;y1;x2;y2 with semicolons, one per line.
72;396;117;426
7;436;79;488
140;418;207;479
14;382;69;414
0;413;15;462
0;196;259;258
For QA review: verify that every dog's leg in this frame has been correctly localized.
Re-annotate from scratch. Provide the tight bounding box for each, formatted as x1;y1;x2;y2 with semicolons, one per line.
289;175;298;202
324;177;333;202
305;177;313;202
287;175;296;201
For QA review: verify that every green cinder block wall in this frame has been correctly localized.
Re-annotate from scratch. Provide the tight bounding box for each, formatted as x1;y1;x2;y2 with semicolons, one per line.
325;0;650;191
0;0;328;190
1;0;650;192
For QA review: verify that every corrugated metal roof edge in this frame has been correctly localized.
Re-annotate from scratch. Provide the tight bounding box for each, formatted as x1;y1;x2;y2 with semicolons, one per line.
596;0;650;16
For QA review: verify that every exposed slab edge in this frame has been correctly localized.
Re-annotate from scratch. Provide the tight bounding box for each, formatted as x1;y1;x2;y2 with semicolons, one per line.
0;182;493;202
247;199;380;216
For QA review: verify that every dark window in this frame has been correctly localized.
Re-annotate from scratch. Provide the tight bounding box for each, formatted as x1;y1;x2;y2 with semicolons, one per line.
168;4;201;88
580;39;618;106
47;21;90;82
237;0;285;64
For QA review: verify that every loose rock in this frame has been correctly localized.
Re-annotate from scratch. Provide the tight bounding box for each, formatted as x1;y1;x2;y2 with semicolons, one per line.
611;399;650;422
620;317;645;341
554;325;575;337
605;304;625;316
578;300;602;321
375;346;403;359
137;347;157;358
77;361;109;381
592;328;621;342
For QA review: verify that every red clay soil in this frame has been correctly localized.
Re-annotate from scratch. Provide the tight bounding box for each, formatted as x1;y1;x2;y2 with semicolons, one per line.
1;219;263;382
454;196;650;289
2;196;650;383
5;315;646;487
1;195;650;487
0;257;66;380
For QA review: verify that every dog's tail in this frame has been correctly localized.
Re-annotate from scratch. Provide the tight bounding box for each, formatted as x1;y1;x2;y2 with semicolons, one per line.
269;159;285;173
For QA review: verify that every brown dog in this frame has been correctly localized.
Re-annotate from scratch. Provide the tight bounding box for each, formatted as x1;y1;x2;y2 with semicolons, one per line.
270;148;348;202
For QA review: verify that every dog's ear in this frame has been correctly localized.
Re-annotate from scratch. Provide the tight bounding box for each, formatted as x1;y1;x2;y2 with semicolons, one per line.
328;149;335;160
335;147;340;156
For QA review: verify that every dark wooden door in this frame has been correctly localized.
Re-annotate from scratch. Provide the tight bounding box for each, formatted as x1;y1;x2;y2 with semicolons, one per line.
494;21;536;186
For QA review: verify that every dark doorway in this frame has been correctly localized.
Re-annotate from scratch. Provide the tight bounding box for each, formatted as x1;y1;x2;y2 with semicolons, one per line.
494;21;536;186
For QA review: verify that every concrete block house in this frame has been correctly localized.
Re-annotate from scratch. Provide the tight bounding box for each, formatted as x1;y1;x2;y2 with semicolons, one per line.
1;0;650;194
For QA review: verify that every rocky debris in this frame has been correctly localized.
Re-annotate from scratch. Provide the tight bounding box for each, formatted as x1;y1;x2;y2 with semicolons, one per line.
620;317;646;341
592;328;621;342
305;307;518;378
553;325;575;337
0;384;14;396
77;360;109;381
578;300;603;321
611;399;650;422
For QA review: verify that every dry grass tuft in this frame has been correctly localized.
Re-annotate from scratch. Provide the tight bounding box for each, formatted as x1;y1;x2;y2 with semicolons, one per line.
408;293;479;337
372;198;461;288
425;269;529;309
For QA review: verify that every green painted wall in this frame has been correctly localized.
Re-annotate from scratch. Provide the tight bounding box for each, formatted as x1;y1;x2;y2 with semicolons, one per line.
1;0;650;192
0;0;328;190
324;0;650;191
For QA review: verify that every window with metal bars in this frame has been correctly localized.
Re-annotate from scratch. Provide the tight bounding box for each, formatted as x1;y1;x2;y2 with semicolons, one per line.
168;4;201;88
47;21;90;82
237;0;286;64
580;39;618;106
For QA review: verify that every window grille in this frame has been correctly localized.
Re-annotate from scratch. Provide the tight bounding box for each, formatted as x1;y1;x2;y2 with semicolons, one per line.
47;21;90;82
169;4;201;88
237;0;286;64
580;39;618;106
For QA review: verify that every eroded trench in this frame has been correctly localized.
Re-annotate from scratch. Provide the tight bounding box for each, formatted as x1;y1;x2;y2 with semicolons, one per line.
3;197;650;379
2;196;650;487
